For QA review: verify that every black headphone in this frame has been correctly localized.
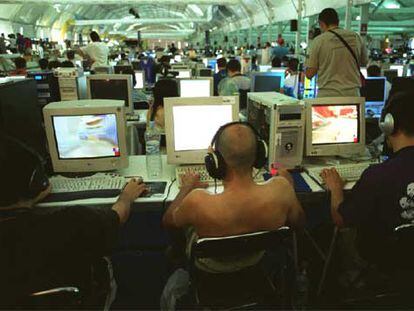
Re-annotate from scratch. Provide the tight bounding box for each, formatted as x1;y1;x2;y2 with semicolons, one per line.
204;122;268;180
2;135;50;199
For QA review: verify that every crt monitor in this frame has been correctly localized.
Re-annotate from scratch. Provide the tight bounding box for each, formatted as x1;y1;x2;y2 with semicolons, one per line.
305;97;366;157
175;69;192;79
259;65;272;72
360;77;386;118
114;65;133;74
251;72;285;92
179;78;213;98
86;74;133;114
134;71;145;89
390;65;404;77
43;99;128;173
164;96;239;164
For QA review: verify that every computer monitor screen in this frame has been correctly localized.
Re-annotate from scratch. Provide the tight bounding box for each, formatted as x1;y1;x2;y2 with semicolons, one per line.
165;96;239;164
252;72;285;92
390;65;404;77
87;75;133;114
360;67;368;78
180;79;212;97
52;114;120;159
173;105;233;151
361;77;386;118
305;97;365;156
174;55;182;63
43;99;128;172
208;59;218;73
311;105;359;145
176;70;191;79
134;71;144;89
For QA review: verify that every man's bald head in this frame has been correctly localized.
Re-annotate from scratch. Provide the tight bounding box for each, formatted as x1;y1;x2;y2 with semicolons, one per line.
216;123;257;173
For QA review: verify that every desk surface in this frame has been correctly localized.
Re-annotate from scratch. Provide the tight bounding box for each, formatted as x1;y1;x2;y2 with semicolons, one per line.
37;155;326;208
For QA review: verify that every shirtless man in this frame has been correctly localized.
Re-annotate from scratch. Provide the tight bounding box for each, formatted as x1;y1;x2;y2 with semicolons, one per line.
163;123;305;238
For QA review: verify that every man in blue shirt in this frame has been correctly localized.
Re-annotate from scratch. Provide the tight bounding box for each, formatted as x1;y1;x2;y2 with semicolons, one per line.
321;91;414;263
213;57;227;96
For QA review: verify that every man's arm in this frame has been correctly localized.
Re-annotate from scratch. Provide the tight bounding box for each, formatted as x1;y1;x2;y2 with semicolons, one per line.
305;38;320;79
112;178;149;224
321;168;345;227
162;173;208;229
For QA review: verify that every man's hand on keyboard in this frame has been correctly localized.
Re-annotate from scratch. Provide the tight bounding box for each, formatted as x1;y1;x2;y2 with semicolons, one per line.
120;178;149;202
180;173;209;191
320;168;345;193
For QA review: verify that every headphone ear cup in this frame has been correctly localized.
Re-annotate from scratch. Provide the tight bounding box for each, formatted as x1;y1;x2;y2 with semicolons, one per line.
379;113;395;136
205;151;226;180
253;140;268;169
27;165;50;199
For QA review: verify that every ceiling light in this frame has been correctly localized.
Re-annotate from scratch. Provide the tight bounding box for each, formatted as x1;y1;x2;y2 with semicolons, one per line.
383;0;401;9
356;15;361;21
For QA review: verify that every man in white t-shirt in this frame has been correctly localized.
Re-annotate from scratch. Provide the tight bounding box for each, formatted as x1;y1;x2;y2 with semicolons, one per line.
78;31;109;69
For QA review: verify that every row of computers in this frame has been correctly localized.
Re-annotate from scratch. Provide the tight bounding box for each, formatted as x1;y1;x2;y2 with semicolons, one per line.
40;93;367;185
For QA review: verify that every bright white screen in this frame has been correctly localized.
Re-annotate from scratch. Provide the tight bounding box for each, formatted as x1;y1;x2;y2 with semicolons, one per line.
53;114;120;159
177;70;191;78
180;80;211;98
259;65;271;72
134;72;144;89
361;68;368;78
173;105;233;151
390;65;404;77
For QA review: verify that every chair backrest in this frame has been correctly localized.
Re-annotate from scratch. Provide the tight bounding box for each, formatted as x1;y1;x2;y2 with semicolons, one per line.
193;227;290;260
394;224;414;267
153;78;179;104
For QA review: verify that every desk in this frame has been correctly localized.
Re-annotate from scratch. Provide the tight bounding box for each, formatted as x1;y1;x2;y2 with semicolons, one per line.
38;155;325;208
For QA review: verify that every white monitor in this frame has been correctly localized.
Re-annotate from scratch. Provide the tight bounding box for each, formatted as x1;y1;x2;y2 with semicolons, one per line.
43;99;128;173
305;97;366;157
86;74;133;114
259;65;272;72
134;71;144;89
360;67;368;78
390;65;404;77
175;69;192;79
165;96;239;164
179;78;213;98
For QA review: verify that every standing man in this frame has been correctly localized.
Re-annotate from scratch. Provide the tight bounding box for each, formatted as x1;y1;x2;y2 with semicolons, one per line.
78;31;109;70
305;8;368;97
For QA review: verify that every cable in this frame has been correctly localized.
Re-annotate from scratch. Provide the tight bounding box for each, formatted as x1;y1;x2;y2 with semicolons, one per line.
162;178;176;210
214;178;217;194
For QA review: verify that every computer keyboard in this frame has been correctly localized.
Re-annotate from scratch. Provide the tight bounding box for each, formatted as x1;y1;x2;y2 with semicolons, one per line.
176;165;264;186
45;174;167;203
50;173;127;193
306;162;373;185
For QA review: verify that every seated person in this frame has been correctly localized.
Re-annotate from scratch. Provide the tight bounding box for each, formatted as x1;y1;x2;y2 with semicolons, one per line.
60;60;75;68
213;57;227;96
321;91;414;266
48;60;61;70
38;58;49;71
117;53;129;65
9;57;27;76
163;122;305;273
284;58;300;98
367;64;392;100
271;56;282;68
0;135;148;307
218;59;251;96
66;49;77;67
147;79;179;131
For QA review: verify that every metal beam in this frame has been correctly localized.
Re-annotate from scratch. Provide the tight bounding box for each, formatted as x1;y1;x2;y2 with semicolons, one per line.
74;18;209;26
373;8;414;14
0;0;239;4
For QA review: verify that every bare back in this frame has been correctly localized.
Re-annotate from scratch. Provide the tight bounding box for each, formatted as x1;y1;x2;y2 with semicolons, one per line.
187;176;301;238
